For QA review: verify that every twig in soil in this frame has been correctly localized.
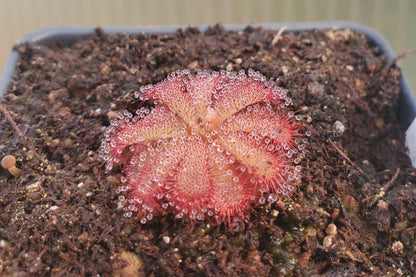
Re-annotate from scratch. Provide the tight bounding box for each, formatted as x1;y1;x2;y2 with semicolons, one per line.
382;168;400;191
392;224;416;234
271;26;287;46
362;168;400;205
404;225;416;232
0;103;24;138
328;139;364;174
386;48;416;69
0;102;41;159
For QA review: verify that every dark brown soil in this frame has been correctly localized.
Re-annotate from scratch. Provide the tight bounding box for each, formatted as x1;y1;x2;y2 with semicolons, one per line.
0;25;415;276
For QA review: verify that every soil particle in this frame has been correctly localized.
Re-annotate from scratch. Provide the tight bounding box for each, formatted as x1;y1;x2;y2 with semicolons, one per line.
0;25;415;276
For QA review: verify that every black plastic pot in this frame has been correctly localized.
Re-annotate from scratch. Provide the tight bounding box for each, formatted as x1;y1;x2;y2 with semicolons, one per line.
1;21;415;128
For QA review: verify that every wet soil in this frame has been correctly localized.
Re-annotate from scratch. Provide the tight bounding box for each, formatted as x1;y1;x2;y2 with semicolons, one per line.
0;25;415;276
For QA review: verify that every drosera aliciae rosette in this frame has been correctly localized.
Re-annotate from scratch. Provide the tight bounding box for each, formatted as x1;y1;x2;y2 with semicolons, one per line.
100;69;310;227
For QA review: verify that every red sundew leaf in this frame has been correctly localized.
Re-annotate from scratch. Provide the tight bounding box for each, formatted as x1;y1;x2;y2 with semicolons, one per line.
208;146;254;224
103;105;185;165
171;135;213;207
185;74;218;119
123;141;186;216
212;75;288;127
210;172;253;224
213;79;270;125
143;74;198;126
217;131;284;183
220;103;300;147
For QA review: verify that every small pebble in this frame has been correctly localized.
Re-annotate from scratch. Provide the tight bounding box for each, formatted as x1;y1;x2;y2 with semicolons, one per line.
26;180;42;191
116;251;144;277
333;120;345;134
323;235;334;248
92;108;102;117
49;138;60;149
377;200;389;211
391;241;404;255
306;226;317;237
0;239;8;248
326;223;337;236
162;236;171;244
49;205;59;211
63;138;74;147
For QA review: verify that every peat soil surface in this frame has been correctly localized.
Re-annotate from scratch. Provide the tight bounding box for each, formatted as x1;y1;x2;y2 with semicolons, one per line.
0;25;415;276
